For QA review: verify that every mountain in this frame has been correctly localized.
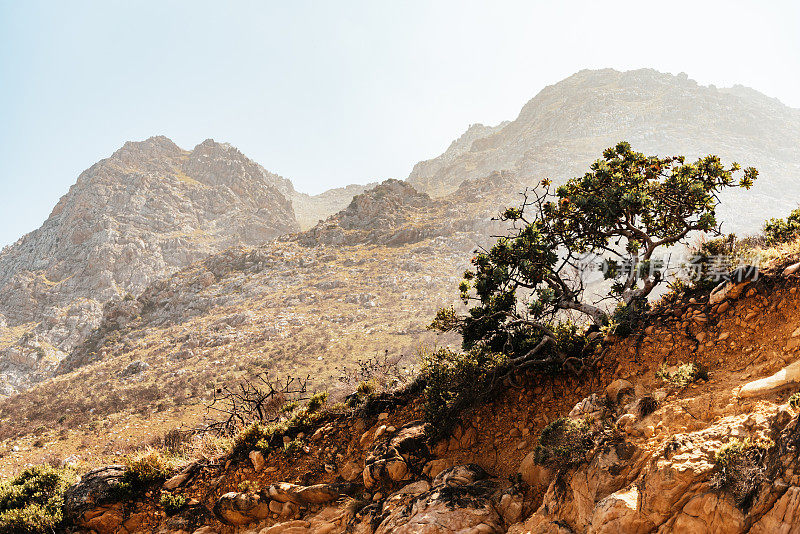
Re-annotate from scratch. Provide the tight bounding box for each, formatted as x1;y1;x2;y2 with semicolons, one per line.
0;136;299;390
3;68;800;478
408;68;800;233
283;182;380;230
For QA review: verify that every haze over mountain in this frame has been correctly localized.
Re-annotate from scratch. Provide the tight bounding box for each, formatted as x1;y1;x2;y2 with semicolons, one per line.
409;68;800;233
1;68;799;398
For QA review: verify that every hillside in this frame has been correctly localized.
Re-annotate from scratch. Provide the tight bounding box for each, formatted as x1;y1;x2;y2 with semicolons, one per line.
408;69;800;234
0;136;298;392
40;245;800;533
2;69;800;533
0;171;527;476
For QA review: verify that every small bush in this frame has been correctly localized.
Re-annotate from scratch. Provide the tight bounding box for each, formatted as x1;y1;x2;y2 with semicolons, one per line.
533;417;595;468
0;465;76;533
789;392;800;410
306;391;328;412
238;480;257;492
282;438;304;456
656;363;708;388
606;298;649;338
420;348;509;440
159;493;187;515
713;437;773;508
111;451;177;500
764;208;800;245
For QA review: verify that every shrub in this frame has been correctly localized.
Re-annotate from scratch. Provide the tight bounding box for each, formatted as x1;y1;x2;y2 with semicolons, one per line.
159;493;187;515
0;465;76;533
789;392;800;410
336;350;412;395
713;437;773;508
238;480;257;492
656;363;708;388
533;417;595;468
764;208;800;245
282;438;304;456
607;298;649;338
306;391;328;412
111;450;177;500
420;348;508;440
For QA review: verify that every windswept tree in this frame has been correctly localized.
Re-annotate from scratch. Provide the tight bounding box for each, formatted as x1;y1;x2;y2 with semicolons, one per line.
433;142;756;372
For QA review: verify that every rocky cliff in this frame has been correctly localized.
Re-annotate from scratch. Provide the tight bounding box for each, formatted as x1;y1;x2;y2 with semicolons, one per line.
0;136;299;391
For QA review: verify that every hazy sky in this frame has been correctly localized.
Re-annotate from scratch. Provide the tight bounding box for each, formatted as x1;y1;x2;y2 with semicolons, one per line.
1;0;799;247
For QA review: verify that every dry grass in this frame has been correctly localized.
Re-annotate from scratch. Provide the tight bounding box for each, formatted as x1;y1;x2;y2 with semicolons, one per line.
0;240;465;475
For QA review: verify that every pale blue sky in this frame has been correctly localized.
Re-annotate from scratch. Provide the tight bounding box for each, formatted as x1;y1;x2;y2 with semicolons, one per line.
1;0;799;247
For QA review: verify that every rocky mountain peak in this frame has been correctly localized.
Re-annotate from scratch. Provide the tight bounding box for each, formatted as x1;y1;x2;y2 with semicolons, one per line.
407;69;800;232
0;137;301;391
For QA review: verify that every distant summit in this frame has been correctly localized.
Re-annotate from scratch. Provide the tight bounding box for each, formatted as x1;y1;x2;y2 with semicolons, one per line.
407;68;800;233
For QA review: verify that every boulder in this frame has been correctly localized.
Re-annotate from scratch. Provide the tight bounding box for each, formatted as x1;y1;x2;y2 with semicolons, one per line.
249;450;266;472
739;360;800;398
363;421;429;489
374;464;503;534
604;379;635;407
213;492;271;525
63;465;127;521
519;451;552;489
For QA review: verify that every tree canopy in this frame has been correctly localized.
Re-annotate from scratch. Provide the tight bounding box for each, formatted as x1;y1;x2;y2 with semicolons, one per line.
433;142;757;372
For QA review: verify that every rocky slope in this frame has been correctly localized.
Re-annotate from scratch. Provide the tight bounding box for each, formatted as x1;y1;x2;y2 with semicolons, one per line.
0;136;299;391
57;256;800;534
408;68;800;234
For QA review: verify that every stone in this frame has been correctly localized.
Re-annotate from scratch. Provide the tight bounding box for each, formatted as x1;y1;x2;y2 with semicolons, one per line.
519;451;552;488
590;485;654;533
739;360;800;398
605;379;635;406
258;520;311;534
213;492;271;525
374;464;501;534
249;450;265;472
749;486;800;533
63;465;127;522
364;421;429;488
784;262;800;276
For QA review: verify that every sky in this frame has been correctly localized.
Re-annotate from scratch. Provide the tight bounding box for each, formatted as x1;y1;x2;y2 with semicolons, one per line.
1;1;799;248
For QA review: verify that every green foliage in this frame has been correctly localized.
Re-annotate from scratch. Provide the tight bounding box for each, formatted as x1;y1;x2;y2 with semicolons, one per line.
346;380;377;408
437;143;756;373
306;391;328;412
607;298;649;338
0;465;76;533
533;417;594;467
160;493;187;515
714;438;773;508
232;422;286;457
789;392;800;410
238;480;257;492
230;391;330;457
111;451;177;500
282;438;304;456
764;208;800;245
420;348;509;440
656;363;708;388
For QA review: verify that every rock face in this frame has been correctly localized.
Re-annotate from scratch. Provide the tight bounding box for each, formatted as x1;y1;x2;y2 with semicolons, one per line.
408;68;800;234
0;136;299;391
